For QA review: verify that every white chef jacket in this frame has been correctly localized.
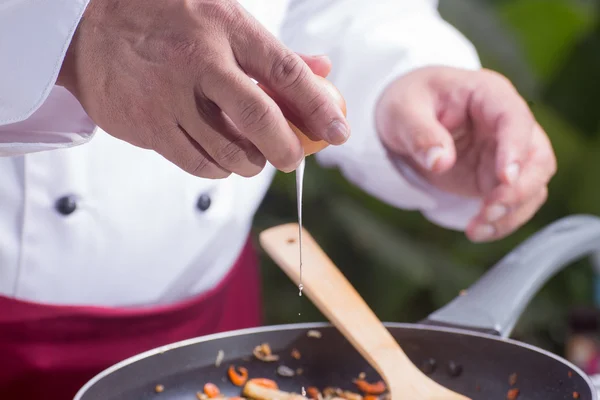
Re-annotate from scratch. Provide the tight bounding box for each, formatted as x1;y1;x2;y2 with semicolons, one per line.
0;0;482;307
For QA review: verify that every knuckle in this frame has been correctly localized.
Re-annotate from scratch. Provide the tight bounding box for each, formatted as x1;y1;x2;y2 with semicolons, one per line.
156;30;203;65
197;49;225;74
238;100;277;134
171;37;201;61
193;0;240;24
150;123;177;150
189;155;229;179
212;1;240;23
305;92;331;120
214;140;247;167
269;52;307;89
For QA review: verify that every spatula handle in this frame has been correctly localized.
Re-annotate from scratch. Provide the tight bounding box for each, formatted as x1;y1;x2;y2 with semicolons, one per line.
259;223;409;378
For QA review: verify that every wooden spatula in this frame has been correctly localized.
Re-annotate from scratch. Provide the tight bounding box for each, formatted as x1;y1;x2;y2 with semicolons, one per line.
259;223;470;400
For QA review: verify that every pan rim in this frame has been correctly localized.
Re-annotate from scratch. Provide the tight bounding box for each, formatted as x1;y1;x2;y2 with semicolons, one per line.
74;321;598;400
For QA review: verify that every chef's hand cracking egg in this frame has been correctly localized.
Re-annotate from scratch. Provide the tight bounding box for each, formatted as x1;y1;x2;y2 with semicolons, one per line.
260;75;348;157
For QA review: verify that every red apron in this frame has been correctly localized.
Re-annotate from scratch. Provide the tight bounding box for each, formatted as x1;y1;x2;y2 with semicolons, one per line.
0;238;262;400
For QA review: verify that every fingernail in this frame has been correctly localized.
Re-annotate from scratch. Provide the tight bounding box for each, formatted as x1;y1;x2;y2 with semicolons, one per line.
486;204;507;222
505;162;520;184
471;224;495;242
326;120;349;144
423;146;446;170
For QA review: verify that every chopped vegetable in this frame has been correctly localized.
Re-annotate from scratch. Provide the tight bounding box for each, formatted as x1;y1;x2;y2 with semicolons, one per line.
291;348;301;359
353;379;386;395
248;378;279;390
507;388;519;399
243;379;306;399
204;383;221;398
197;394;244;400
306;387;320;399
573;392;580;399
155;384;164;393
215;350;224;367
228;365;249;386
253;343;279;362
307;330;322;338
340;391;362;400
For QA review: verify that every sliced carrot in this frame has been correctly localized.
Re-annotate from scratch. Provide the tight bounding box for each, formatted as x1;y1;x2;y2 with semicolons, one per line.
248;378;279;390
291;348;301;360
306;386;320;399
353;379;386;395
228;365;249;386
203;383;220;398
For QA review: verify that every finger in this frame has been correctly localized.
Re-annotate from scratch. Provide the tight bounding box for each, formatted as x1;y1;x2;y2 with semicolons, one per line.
377;85;456;173
152;124;231;179
231;28;349;145
466;187;547;242
471;69;535;184
478;124;556;212
181;95;266;177
297;54;332;78
202;64;304;172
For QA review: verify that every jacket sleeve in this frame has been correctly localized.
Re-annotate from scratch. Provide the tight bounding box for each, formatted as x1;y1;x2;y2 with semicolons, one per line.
280;0;483;231
0;0;96;156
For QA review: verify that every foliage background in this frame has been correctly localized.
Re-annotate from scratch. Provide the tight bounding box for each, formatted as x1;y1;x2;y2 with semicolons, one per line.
253;0;600;356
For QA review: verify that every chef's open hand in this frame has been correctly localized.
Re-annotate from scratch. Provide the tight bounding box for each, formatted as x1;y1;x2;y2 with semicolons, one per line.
376;66;556;242
56;0;349;178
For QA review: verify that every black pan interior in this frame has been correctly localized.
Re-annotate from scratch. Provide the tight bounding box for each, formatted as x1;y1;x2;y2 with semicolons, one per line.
78;323;594;400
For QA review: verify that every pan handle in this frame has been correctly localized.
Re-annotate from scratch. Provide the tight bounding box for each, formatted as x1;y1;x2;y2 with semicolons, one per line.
424;214;600;338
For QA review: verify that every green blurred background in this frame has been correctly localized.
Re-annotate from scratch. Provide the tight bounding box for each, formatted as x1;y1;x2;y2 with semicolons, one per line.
253;0;600;356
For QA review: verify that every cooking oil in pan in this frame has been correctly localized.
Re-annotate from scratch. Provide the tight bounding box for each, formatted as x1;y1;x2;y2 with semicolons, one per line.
296;157;305;303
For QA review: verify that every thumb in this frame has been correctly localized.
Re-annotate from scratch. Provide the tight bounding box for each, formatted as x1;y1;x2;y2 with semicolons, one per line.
297;54;332;78
377;94;456;173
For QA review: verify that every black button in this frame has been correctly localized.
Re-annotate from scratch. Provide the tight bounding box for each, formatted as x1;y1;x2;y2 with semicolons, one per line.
196;194;211;211
55;195;77;216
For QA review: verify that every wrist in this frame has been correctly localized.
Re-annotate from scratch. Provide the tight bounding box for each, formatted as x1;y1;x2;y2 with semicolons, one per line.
56;40;76;92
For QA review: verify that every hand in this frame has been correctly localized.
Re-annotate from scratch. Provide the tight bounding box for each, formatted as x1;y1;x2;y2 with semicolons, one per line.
376;66;556;242
57;0;349;178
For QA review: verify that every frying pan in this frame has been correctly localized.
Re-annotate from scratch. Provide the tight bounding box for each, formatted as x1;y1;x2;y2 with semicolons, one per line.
75;214;600;399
